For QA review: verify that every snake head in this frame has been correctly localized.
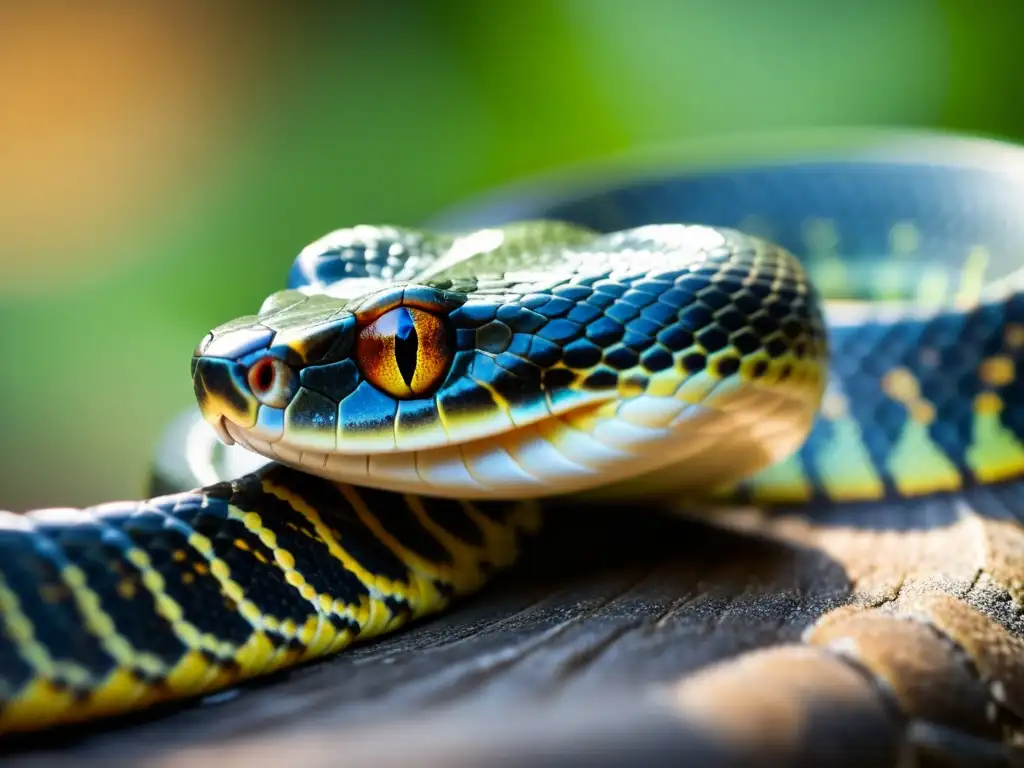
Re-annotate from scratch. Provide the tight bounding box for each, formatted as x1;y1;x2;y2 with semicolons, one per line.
192;278;475;458
193;223;828;500
192;291;352;447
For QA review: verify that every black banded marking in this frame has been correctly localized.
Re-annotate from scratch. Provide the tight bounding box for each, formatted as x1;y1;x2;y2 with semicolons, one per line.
32;512;187;676
0;617;35;704
346;486;454;566
0;525;116;689
111;500;256;653
228;474;374;614
264;468;415;586
472;499;522;525
166;490;340;640
415;497;486;548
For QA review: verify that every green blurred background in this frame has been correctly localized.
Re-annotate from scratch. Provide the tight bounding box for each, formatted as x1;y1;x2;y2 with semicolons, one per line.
1;0;1021;510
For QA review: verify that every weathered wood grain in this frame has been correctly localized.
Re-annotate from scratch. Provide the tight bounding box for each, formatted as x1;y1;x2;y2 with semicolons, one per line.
5;489;1024;767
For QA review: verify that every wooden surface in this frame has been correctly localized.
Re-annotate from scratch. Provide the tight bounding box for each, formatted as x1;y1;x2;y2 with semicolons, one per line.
6;488;1024;767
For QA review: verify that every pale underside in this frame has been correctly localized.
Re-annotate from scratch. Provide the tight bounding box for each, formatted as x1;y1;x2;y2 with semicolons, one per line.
221;375;814;501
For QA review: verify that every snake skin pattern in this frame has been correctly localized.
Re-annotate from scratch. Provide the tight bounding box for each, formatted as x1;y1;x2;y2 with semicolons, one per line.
195;223;825;500
0;468;540;731
2;141;1024;738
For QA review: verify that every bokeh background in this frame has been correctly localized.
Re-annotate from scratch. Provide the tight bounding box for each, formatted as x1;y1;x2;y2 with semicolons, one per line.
1;1;1021;510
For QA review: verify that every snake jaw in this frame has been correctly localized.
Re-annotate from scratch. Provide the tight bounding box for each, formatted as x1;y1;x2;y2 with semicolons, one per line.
214;373;820;502
209;415;235;447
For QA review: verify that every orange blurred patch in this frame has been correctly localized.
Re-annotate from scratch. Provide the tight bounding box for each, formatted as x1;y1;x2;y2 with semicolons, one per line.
0;3;266;288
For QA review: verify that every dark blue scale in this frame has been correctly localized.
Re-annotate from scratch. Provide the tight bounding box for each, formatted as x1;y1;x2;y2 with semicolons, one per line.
640;347;674;373
565;303;603;326
585;316;625;347
161;492;341;644
582;368;619;390
493;351;541;382
450;303;499;329
715;308;748;334
680;305;714;332
439;150;1024;495
631;278;676;296
471;355;537;408
455;328;477;350
286;234;425;290
513;309;550;335
537;318;583;345
619;289;659;309
226;474;369;629
288;388;339;434
603;302;641;325
504;334;533;359
593;281;628;298
917;307;999;474
0;520;119;688
657;325;694;352
620;327;658;353
562;338;605;369
34;509;188;676
586;292;617;310
338;381;398;436
695;286;732;312
551;284;594;302
301;360;361;405
639;301;679;327
534;296;575;319
495;305;546;334
522;163;1023;292
475;321;512;355
624;309;664;338
437;353;506;420
264;467;413;585
604;346;640;371
520;294;552;311
999;297;1024;442
132;496;273;650
489;364;546;407
696;327;729;353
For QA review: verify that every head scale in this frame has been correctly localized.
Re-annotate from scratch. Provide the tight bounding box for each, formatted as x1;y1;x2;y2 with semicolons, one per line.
193;224;827;501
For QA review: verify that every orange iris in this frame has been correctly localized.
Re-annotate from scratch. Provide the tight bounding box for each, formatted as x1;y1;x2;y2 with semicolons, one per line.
356;306;452;398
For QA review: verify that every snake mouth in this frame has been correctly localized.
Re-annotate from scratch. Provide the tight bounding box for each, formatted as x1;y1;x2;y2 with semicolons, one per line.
209;415;236;447
219;401;610;498
216;374;818;501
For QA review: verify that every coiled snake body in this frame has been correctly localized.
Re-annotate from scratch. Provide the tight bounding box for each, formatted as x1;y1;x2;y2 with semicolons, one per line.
2;137;1023;733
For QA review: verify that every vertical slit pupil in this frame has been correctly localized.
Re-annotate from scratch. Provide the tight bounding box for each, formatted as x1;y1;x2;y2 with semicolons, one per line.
393;308;419;388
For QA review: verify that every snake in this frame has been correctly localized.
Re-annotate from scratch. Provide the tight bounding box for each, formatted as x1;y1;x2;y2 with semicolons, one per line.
2;132;1023;736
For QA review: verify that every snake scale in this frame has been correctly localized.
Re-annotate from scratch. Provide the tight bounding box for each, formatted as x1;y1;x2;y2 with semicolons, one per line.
2;135;1024;736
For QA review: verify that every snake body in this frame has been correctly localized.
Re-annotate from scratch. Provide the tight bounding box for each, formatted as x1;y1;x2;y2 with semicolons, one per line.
2;137;1024;734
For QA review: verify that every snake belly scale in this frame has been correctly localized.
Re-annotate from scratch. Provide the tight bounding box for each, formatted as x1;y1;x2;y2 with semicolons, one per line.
1;146;1023;733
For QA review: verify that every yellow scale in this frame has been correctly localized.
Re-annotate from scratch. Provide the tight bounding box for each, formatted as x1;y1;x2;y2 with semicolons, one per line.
742;224;1024;504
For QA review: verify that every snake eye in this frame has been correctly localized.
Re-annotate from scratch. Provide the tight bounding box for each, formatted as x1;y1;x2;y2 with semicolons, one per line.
356;306;452;399
246;356;298;408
